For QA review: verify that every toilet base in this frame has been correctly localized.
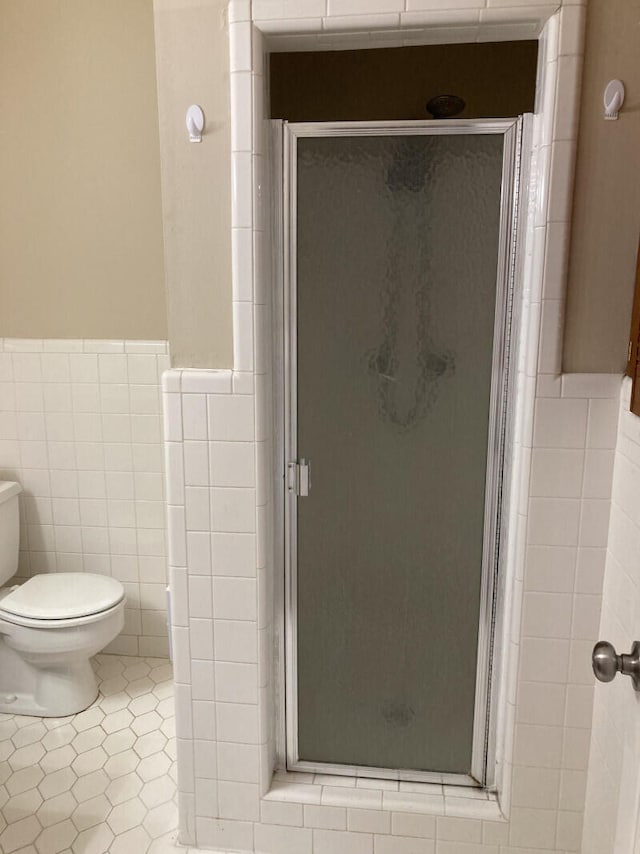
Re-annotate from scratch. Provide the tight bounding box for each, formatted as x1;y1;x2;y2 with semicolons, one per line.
0;638;101;717
0;658;99;717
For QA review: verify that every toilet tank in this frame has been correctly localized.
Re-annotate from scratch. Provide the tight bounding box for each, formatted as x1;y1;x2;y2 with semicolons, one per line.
0;482;22;586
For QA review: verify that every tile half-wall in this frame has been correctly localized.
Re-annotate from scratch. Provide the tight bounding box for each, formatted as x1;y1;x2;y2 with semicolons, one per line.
582;380;640;854
0;338;169;657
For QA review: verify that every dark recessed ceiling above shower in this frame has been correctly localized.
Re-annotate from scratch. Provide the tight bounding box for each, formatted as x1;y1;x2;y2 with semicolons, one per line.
269;41;538;123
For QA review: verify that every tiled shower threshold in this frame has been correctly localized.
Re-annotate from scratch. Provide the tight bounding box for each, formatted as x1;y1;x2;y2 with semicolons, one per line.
0;655;186;854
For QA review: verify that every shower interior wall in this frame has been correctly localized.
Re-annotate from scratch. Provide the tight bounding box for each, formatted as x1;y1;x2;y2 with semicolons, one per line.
161;3;625;852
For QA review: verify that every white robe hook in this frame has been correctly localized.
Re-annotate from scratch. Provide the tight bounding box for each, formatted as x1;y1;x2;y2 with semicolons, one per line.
604;80;625;121
186;105;205;142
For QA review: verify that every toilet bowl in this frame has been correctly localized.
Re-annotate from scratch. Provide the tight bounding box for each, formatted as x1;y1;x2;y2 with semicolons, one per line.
0;481;125;717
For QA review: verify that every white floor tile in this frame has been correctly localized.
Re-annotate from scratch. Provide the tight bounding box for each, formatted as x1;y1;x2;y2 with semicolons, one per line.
0;655;175;854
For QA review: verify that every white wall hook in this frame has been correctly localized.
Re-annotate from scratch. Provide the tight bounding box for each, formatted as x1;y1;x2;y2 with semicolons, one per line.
604;80;625;121
186;105;205;142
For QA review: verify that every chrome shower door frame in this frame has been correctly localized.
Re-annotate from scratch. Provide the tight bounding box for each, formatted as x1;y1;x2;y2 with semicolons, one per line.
279;118;527;788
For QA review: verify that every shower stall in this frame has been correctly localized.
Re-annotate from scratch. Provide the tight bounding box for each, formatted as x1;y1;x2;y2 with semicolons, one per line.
275;118;528;788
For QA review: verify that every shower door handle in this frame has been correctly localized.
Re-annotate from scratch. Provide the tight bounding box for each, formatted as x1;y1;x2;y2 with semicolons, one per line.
592;640;640;690
288;459;311;496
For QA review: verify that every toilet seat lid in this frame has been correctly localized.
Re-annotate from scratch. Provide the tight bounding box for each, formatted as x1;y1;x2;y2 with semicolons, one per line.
0;573;125;620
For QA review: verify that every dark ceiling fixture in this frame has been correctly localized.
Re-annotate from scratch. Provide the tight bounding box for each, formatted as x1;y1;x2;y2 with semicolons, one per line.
426;95;466;119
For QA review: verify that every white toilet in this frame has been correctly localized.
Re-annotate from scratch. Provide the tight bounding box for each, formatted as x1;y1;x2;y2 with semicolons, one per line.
0;481;125;717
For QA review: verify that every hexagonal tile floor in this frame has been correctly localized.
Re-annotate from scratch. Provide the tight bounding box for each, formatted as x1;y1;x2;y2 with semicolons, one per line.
0;655;179;854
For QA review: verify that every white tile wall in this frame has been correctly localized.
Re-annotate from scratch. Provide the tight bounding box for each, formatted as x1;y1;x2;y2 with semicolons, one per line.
163;366;623;853
160;1;619;852
162;369;265;846
582;380;640;854
0;339;169;657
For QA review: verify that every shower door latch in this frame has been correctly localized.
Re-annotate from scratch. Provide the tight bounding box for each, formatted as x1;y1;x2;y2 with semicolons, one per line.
288;459;310;496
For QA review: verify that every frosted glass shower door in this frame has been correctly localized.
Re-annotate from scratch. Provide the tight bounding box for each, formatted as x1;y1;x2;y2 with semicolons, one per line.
284;120;523;783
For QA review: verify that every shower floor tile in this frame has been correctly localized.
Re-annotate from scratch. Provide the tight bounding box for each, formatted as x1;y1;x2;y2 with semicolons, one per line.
0;655;179;854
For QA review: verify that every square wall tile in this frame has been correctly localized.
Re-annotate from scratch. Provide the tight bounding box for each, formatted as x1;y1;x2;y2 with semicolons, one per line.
0;339;168;654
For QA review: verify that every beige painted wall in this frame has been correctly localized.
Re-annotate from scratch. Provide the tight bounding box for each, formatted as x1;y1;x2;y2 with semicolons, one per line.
563;0;640;373
0;0;167;341
153;0;233;368
154;4;639;370
1;2;635;367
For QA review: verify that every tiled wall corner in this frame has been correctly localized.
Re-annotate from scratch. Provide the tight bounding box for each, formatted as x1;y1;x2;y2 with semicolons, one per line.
516;373;621;854
162;368;276;848
0;338;170;657
582;379;640;854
